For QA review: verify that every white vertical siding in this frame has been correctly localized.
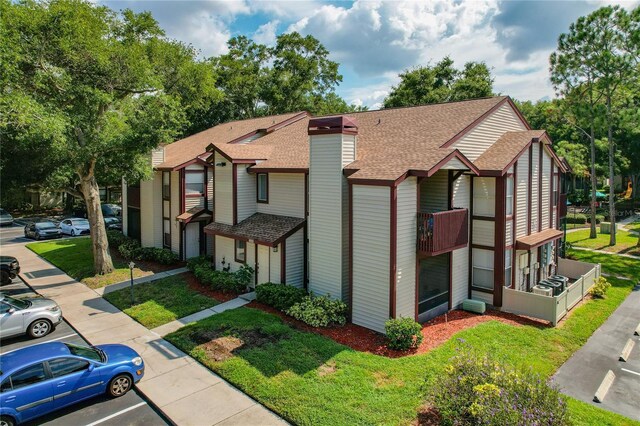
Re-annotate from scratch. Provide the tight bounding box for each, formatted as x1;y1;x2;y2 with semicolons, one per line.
170;171;180;254
451;103;527;161
152;172;163;247
215;236;245;272
472;290;493;305
207;168;214;211
342;135;356;167
151;147;164;166
256;173;305;218
506;220;514;247
214;152;233;225
451;175;470;308
236;165;256;221
542;148;551;229
515;149;529;237
185;197;204;210
395;177;417;319
531;144;539;231
352;185;390;333
270;245;281;284
472;221;495;246
420;170;448;212
121;178;128;236
309;134;347;300
285;229;304;288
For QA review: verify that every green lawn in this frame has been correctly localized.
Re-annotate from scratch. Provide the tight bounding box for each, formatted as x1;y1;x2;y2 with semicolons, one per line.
567;228;640;256
627;221;640;233
166;251;639;426
104;274;218;328
27;237;158;288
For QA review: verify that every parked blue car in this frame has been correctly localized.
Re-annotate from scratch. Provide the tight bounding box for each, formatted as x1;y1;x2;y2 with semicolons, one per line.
0;342;144;426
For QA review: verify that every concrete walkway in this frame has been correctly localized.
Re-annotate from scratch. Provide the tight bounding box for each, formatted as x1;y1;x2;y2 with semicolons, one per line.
3;244;287;426
95;266;189;296
553;281;640;421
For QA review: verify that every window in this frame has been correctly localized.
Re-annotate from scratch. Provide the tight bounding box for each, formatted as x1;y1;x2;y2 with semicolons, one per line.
257;173;268;203
473;177;495;217
506;176;514;216
10;363;47;390
49;358;89;378
472;248;494;290
505;249;512;287
0;302;11;314
0;379;11;393
163;172;171;199
235;239;246;263
163;219;171;248
185;172;204;195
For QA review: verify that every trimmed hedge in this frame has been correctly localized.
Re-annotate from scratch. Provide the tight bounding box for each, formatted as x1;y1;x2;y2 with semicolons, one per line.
565;214;587;224
587;214;605;224
286;295;348;327
107;231;179;265
255;283;307;311
188;259;253;294
385;317;423;351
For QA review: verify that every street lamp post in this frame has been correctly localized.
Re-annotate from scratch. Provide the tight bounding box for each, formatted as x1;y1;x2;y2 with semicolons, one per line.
129;261;135;306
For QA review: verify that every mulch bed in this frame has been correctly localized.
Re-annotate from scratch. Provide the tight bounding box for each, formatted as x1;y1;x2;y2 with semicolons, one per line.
182;272;239;303
247;301;549;358
110;247;184;274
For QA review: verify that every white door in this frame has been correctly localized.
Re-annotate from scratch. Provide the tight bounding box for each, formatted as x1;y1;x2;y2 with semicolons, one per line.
257;245;270;285
185;223;200;259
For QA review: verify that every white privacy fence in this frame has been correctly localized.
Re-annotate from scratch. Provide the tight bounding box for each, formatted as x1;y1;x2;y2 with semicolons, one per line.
502;258;601;326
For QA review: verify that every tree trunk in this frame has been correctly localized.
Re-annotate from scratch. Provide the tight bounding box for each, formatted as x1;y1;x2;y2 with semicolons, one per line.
589;123;597;239
78;170;114;275
606;94;616;246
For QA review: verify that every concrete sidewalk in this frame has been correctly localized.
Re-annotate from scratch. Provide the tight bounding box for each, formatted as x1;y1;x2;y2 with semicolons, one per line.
95;266;189;296
3;244;287;426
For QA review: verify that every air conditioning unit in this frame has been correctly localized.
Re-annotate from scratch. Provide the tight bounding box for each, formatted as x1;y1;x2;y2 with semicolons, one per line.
532;285;553;296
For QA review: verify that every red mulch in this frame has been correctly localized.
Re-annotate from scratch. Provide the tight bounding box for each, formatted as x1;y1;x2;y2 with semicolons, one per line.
182;272;239;303
247;301;550;358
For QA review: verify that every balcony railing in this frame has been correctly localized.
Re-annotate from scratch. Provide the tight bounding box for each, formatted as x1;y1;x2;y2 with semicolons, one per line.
417;208;469;255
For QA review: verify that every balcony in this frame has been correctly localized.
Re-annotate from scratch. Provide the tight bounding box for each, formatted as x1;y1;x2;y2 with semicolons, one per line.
417;208;469;256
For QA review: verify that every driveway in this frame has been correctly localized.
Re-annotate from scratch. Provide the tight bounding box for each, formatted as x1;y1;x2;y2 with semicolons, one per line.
553;280;640;421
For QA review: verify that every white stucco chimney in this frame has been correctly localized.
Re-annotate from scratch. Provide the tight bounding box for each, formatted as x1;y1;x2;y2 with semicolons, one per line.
308;116;357;301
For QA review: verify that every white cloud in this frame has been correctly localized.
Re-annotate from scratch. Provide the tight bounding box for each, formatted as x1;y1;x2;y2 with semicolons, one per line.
253;20;280;46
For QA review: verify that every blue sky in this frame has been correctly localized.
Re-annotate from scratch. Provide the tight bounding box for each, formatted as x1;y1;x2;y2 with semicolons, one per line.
101;0;638;108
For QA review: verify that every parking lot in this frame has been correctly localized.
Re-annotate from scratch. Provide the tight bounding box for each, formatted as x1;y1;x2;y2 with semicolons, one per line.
0;238;170;426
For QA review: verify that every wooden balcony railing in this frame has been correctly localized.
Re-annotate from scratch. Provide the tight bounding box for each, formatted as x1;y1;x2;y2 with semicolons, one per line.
558;193;567;218
417;208;469;255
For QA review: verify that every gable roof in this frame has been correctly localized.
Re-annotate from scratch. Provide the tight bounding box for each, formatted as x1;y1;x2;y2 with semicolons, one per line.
155;112;305;170
474;130;547;176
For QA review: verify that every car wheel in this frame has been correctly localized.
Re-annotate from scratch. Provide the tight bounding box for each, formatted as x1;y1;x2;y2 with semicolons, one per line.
35;234;41;241
0;415;16;426
107;374;132;398
0;271;10;285
71;229;76;236
28;319;52;338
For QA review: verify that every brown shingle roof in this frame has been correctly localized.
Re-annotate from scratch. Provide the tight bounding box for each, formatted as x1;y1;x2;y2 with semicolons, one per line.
474;130;546;175
515;228;563;250
156;112;303;169
203;213;305;246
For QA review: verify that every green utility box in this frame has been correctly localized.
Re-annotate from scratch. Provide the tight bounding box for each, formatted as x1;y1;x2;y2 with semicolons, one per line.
462;299;486;314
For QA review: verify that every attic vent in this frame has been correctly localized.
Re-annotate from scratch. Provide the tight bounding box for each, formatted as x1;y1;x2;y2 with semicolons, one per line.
308;116;358;135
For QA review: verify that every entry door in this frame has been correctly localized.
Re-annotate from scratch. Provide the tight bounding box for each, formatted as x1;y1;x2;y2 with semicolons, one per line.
257;245;270;285
417;253;450;322
185;223;200;259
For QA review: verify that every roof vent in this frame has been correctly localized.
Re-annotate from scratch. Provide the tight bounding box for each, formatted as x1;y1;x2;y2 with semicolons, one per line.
308;116;358;135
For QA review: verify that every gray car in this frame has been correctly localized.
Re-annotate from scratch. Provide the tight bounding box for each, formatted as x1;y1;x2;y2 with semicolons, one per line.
0;293;62;339
0;208;13;226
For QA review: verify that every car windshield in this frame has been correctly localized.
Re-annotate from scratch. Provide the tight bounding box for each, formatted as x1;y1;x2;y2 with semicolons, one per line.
72;219;89;226
105;217;118;223
35;222;57;230
1;295;31;309
64;343;105;362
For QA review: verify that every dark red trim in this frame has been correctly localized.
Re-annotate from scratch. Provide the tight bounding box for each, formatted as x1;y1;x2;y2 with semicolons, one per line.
471;244;495;251
308;116;358;136
538;142;543;233
447;173;454;310
348;182;353;317
472;215;496;222
304;173;309;218
507;97;533;130
418;244;468;258
493;176;506;307
549;155;553;229
471;286;494;294
254;243;258;286
256;173;269;203
160;156;210;172
415;177;423;321
389;185;397;319
280;240;286;284
468;176;474;299
249;167;308;174
347;178;396;186
179;169;185;214
232;164;238;225
179;223;184;260
527;144;533;234
212;161;216;222
512;161;517;288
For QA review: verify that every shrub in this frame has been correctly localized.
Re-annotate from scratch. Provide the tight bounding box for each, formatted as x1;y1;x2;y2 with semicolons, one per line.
565;213;587;224
106;230;129;248
256;283;308;311
587;214;605;224
385;317;423;351
140;247;179;265
429;344;569;426
113;235;178;265
187;255;211;271
235;264;254;287
589;277;611;299
286;295;347;327
118;240;141;259
191;263;248;293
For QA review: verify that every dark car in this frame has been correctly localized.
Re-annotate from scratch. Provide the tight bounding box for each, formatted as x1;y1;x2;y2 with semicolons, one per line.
0;342;144;426
73;203;121;219
24;222;62;241
0;257;20;285
104;216;122;231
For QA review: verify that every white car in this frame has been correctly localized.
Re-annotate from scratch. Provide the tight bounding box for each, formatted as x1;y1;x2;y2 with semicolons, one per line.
0;208;13;226
59;218;91;236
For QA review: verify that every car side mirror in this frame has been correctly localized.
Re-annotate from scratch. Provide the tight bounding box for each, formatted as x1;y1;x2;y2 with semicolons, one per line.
8;308;16;314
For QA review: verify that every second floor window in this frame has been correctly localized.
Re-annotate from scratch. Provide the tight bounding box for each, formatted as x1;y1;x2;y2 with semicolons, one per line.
163;172;170;199
257;173;268;203
185;172;204;195
506;176;514;216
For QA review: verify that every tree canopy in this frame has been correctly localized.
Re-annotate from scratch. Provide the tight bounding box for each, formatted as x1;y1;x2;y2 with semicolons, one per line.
383;57;494;108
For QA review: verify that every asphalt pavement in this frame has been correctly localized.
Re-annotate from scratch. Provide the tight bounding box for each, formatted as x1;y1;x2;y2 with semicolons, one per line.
0;268;170;426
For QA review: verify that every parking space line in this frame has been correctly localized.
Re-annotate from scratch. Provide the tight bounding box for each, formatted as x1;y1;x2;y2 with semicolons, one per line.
84;401;147;426
621;368;640;377
43;333;78;343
